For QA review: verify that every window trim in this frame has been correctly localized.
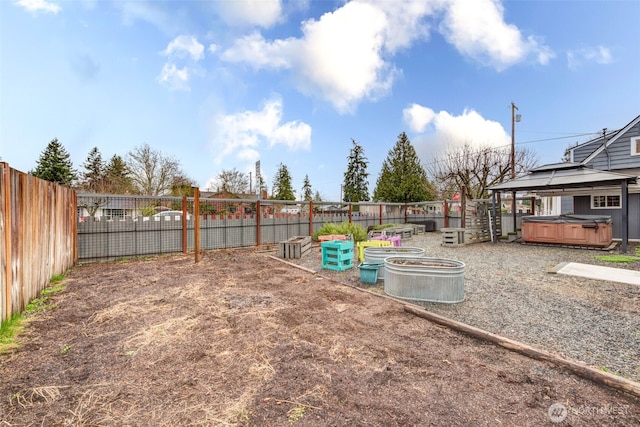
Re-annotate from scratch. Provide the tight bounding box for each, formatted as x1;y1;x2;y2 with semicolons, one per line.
630;136;640;156
590;193;621;209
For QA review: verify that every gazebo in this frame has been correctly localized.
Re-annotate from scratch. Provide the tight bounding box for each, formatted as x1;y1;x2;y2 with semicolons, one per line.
488;163;638;253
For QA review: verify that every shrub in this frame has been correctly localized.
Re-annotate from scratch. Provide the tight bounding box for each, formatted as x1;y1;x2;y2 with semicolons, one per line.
313;221;367;242
371;223;400;231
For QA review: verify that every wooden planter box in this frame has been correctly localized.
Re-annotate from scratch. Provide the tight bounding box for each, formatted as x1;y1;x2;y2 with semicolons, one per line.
441;228;465;246
321;240;354;271
278;236;312;259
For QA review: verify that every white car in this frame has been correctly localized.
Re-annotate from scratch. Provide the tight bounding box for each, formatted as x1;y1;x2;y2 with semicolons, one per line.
280;207;301;214
152;210;193;220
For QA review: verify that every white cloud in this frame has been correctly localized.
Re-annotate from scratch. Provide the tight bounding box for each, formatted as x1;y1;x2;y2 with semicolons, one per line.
439;0;553;71
157;36;204;91
294;1;396;113
220;0;552;114
157;63;190;91
118;1;174;33
403;104;437;133
14;0;61;14
209;97;311;166
404;105;510;161
221;32;294;69
361;0;441;52
208;43;218;54
214;0;283;28
567;45;612;69
222;1;398;113
162;35;205;61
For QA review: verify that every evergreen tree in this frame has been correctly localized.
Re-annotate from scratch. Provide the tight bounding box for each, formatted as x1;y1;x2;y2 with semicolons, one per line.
342;138;370;203
301;174;313;201
272;163;295;200
80;147;106;192
373;132;435;203
313;190;322;202
31;138;77;186
104;155;134;194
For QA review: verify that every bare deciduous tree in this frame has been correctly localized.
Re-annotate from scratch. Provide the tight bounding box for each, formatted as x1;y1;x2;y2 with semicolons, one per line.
429;143;538;200
211;168;249;194
126;143;182;196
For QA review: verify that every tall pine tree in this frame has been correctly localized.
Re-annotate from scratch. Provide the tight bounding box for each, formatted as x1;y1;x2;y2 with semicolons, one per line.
342;139;370;203
373;132;435;203
272;163;295;200
31;138;77;186
104;155;134;194
80;147;106;192
301;174;313;201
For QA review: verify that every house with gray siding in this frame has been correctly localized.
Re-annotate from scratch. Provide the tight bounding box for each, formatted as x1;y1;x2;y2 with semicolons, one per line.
568;114;640;239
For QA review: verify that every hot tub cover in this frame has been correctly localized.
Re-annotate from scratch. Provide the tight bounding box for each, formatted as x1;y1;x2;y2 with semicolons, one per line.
521;214;611;224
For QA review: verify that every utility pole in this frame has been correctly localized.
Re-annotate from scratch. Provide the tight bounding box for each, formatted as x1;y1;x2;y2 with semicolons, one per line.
511;102;520;232
511;102;519;179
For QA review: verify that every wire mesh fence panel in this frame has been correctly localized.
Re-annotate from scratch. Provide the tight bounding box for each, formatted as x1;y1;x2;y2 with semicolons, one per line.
77;194;191;261
77;195;459;261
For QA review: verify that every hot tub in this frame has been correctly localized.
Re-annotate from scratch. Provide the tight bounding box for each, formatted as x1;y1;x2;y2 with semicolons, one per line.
521;214;612;247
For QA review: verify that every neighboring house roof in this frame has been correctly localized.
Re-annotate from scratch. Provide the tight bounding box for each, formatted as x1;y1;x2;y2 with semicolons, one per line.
489;164;637;192
570;114;640;165
200;190;262;200
569;129;623;161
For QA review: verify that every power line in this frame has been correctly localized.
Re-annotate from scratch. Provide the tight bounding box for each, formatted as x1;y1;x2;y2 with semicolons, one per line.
420;131;604;169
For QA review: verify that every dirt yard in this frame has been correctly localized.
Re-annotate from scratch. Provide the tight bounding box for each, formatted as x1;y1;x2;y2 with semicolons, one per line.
1;248;638;426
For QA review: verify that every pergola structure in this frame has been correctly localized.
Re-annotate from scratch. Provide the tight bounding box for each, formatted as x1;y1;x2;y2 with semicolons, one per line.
488;163;638;253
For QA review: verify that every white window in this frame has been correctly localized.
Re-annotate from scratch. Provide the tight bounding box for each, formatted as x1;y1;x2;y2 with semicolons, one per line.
630;136;640;156
591;194;621;209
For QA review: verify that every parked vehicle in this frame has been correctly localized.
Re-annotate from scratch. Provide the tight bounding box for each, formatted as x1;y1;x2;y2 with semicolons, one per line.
152;210;193;220
280;207;301;214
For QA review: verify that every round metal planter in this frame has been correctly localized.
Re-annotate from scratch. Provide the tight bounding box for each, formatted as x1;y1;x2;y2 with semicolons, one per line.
383;256;465;304
363;246;426;280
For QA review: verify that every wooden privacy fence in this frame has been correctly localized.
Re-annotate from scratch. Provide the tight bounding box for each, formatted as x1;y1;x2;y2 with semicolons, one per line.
1;163;77;322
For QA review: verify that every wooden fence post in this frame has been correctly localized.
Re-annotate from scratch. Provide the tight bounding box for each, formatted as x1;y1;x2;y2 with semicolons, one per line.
256;199;261;246
309;200;313;237
444;200;449;228
194;188;200;263
2;162;11;320
461;186;467;228
182;196;187;254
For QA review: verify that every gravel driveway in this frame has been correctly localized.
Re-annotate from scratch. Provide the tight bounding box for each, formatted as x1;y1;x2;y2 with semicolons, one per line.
285;232;640;382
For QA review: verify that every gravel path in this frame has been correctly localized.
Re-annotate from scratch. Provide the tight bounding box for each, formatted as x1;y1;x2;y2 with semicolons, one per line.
284;232;640;383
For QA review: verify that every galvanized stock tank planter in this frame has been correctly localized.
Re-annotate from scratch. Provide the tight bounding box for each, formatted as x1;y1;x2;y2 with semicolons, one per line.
383;256;465;304
363;246;426;280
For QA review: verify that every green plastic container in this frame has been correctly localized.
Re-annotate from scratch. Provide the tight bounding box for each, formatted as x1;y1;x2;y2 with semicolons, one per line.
358;262;383;284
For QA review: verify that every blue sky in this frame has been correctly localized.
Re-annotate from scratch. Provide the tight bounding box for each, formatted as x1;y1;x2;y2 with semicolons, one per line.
1;0;639;201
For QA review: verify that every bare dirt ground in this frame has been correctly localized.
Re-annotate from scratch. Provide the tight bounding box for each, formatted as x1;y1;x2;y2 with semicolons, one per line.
1;248;638;426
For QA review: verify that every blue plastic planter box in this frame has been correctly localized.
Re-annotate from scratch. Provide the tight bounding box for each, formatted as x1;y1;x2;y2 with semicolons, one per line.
358;262;383;284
